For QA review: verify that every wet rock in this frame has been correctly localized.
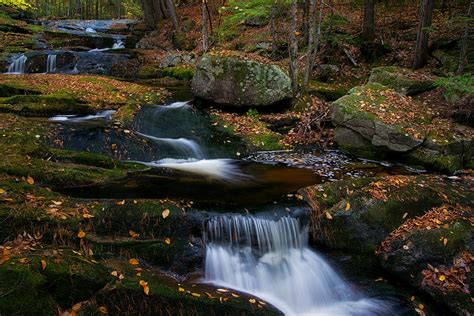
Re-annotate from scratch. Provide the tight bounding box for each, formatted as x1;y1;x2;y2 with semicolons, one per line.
369;66;435;96
192;55;292;108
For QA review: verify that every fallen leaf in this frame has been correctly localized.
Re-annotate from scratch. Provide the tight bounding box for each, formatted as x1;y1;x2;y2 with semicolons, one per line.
191;292;201;297
178;287;185;292
164;238;171;245
128;258;139;265
77;230;86;238
116;200;125;205
82;213;94;219
143;285;150;295
345;202;351;211
99;306;108;314
129;230;139;238
139;280;148;286
0;189;5;194
325;212;333;220
162;209;170;219
72;303;82;311
217;288;229;293
52;200;62;206
41;259;46;271
438;275;446;281
443;238;448;246
26;176;35;185
110;271;118;277
249;298;256;304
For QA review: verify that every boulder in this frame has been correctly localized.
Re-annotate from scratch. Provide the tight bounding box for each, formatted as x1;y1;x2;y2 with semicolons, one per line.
369;66;435;96
159;53;195;68
245;15;269;27
331;83;474;173
192;55;292;107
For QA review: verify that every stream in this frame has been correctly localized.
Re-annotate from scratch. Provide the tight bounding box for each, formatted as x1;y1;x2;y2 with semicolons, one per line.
9;19;419;315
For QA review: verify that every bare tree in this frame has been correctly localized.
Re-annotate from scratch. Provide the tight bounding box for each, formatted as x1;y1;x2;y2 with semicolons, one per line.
201;0;209;53
413;0;435;69
289;0;299;96
361;0;375;43
166;0;180;32
304;0;324;87
457;1;473;74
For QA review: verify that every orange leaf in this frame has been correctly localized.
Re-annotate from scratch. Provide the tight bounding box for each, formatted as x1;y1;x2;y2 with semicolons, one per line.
41;259;46;271
129;230;139;238
128;258;139;265
139;280;148;286
26;176;35;185
162;209;170;219
143;285;150;295
77;230;86;238
116;200;125;205
82;213;94;219
98;306;108;314
345;202;351;211
164;238;171;245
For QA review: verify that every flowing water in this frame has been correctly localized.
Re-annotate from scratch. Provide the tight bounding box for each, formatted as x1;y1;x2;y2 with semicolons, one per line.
7;54;27;74
204;214;390;315
46;54;57;73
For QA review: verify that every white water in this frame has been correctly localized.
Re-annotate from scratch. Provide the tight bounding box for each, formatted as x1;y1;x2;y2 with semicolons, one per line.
204;215;389;316
49;110;116;123
136;132;204;159
139;158;252;183
7;55;27;74
112;37;125;49
46;54;57;73
85;27;97;33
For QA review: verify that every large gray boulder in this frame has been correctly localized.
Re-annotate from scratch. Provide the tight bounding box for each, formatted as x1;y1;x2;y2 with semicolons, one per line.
369;66;435;96
191;55;292;107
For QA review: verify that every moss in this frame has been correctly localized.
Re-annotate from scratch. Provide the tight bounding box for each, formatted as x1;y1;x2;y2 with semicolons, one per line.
307;80;349;101
369;66;434;96
138;64;161;79
162;66;195;81
404;147;463;174
0;83;41;97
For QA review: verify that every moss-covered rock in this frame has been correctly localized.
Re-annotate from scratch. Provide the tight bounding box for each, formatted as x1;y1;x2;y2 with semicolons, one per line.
192;54;292;108
331;83;474;173
369;66;435;96
300;175;473;254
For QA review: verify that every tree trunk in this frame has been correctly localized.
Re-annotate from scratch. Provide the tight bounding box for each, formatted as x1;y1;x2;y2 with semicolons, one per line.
303;0;316;87
457;1;473;74
361;0;375;42
413;0;435;69
271;3;277;56
289;0;299;96
201;0;209;53
166;0;180;31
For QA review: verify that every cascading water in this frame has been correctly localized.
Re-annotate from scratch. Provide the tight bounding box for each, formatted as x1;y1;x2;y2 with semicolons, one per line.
136;132;204;159
112;37;125;49
7;55;27;74
204;215;389;316
46;54;57;73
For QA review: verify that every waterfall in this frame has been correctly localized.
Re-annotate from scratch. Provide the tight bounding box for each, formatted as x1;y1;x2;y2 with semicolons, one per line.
7;55;27;74
204;215;389;315
136;132;204;159
49;110;116;124
112;37;125;49
85;27;96;33
46;54;57;73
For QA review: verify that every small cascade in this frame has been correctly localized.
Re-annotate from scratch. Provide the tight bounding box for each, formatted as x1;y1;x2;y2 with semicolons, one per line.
85;27;97;33
7;55;27;74
204;215;389;315
49;110;116;124
139;159;252;183
112;37;125;49
46;54;57;73
136;132;204;159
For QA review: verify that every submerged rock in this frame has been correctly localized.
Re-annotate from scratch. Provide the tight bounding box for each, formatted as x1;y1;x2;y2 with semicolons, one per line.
369;66;435;96
192;55;292;108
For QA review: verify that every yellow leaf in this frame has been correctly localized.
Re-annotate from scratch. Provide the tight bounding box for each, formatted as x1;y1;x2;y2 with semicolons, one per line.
249;298;256;304
345;202;351;211
41;259;46;271
439;275;446;281
325;212;333;220
52;200;62;206
179;287;185;292
143;285;150;295
139;280;148;286
164;238;171;245
192;292;201;297
162;209;170;219
110;271;118;277
0;189;5;194
418;304;424;310
18;257;28;263
128;258;139;265
129;230;139;238
99;306;108;314
443;238;448;246
82;213;94;219
77;230;86;238
26;176;35;185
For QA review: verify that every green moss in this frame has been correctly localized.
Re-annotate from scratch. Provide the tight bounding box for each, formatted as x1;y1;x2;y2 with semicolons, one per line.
0;94;92;116
138;64;161;79
162;66;195;81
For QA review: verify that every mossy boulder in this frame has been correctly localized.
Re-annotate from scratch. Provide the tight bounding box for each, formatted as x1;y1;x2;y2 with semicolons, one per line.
369;66;435;96
332;83;473;173
300;175;474;254
192;55;292;108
